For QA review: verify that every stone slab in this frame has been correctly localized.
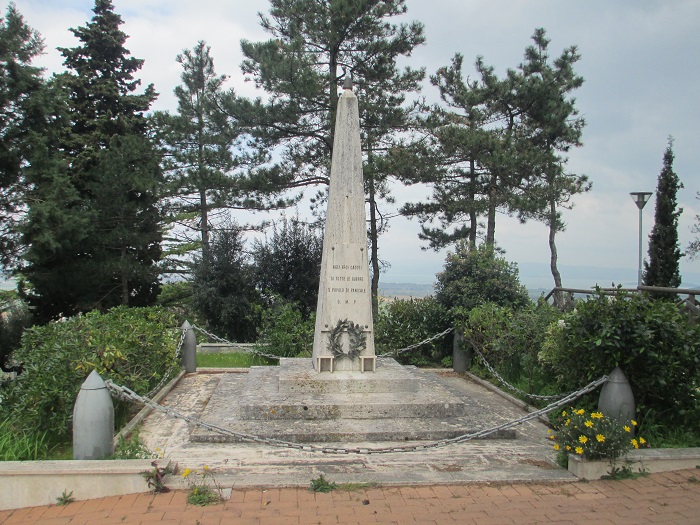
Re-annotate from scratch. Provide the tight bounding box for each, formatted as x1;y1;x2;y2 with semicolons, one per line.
278;357;419;394
139;371;577;486
190;358;516;443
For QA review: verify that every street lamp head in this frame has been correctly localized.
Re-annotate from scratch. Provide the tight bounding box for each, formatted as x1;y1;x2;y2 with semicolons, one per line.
630;191;653;210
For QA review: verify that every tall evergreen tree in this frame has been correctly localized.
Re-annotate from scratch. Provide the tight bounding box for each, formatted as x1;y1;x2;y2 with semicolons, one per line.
155;41;286;274
643;139;683;290
232;0;425;319
0;3;45;270
400;29;586;263
22;0;161;321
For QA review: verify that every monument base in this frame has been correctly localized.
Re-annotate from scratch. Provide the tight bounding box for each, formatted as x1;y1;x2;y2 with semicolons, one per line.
191;358;516;443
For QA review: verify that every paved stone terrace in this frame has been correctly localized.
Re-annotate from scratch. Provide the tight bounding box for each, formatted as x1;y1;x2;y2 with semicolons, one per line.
1;469;698;524
136;369;573;485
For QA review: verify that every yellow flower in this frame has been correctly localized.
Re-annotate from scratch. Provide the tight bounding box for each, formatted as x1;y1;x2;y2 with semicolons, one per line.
596;434;605;443
565;419;571;426
591;412;604;419
182;468;192;478
575;447;583;455
639;437;646;445
631;439;639;449
553;444;560;451
574;409;585;415
578;435;588;444
561;410;567;417
584;420;593;428
623;425;631;432
566;445;571;451
631;420;637;426
204;465;209;470
549;434;555;440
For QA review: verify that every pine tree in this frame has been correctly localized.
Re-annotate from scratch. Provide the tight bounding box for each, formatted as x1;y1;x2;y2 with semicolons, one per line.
22;0;161;321
643;139;683;290
155;41;286;274
400;28;587;264
0;3;45;269
232;0;425;318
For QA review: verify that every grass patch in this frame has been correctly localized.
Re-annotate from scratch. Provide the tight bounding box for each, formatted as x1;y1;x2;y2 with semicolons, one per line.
0;418;52;460
196;352;276;368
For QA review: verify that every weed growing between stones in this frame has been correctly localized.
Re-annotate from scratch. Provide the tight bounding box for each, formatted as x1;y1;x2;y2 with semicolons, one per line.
182;466;222;506
56;490;75;506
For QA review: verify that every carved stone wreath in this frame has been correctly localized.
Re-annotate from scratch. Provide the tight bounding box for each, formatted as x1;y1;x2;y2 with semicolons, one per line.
327;318;367;361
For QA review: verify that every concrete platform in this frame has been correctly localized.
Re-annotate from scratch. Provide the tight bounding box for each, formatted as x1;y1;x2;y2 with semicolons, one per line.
190;358;517;443
139;368;576;486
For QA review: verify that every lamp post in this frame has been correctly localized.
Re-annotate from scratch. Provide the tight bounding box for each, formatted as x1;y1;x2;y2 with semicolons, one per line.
630;192;653;287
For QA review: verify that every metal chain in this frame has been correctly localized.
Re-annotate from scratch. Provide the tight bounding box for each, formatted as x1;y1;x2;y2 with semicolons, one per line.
472;348;568;402
190;324;283;361
105;373;607;455
378;326;454;357
144;326;188;399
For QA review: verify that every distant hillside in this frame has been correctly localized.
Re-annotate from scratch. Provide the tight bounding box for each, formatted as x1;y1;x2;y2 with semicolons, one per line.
379;282;434;299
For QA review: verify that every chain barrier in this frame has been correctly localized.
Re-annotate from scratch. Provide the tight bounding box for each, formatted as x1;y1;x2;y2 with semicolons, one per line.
472;348;568;402
190;324;283;362
377;327;454;358
105;373;607;455
144;326;188;399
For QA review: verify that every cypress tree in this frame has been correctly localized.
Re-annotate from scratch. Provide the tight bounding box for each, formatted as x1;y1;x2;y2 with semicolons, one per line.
643;139;683;290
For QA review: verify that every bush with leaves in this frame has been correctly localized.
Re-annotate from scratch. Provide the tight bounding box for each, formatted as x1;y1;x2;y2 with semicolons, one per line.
459;301;561;396
191;225;262;342
435;243;530;315
374;296;451;366
256;298;315;358
0;292;33;370
540;290;700;428
0;306;179;442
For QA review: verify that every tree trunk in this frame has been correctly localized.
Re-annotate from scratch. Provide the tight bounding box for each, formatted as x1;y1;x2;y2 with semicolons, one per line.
548;197;565;308
120;244;129;305
469;158;478;249
486;173;497;246
367;148;380;321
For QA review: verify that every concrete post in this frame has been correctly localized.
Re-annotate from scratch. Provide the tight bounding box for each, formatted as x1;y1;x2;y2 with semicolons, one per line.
73;370;114;460
181;320;197;373
598;366;635;425
452;329;470;372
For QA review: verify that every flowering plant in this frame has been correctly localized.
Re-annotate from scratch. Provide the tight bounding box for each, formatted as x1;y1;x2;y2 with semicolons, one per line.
181;466;222;506
550;407;648;464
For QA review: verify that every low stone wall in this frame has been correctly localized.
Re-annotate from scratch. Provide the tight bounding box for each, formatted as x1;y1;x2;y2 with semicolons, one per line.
568;448;700;480
0;459;163;510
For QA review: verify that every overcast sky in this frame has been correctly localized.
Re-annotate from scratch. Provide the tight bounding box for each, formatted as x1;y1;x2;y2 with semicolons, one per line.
9;0;700;289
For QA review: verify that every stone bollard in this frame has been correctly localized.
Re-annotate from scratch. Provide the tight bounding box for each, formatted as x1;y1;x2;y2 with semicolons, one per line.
73;370;114;460
181;320;197;373
452;329;470;373
598;366;635;425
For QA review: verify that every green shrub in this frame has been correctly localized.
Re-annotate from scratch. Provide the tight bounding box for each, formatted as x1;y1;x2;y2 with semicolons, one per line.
0;292;33;369
459;301;561;395
0;306;180;442
374;296;451;366
540;291;700;428
436;243;530;315
256;299;315;358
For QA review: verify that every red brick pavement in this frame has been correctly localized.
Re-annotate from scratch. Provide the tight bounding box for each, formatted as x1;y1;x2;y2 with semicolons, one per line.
1;469;699;524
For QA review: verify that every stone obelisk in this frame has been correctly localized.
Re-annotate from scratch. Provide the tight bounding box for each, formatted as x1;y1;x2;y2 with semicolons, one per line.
312;77;375;373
